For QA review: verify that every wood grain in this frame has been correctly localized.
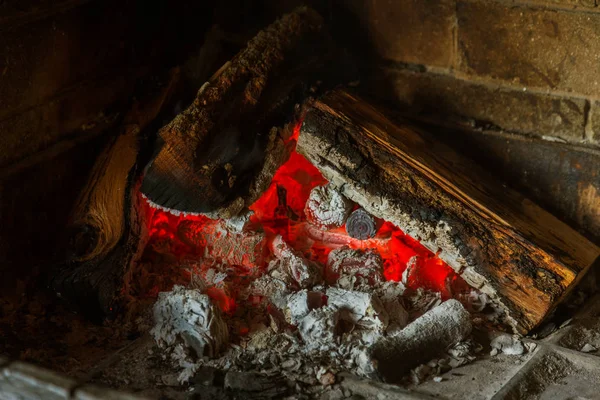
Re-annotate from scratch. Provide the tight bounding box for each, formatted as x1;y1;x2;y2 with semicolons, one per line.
297;89;600;334
50;70;179;317
140;6;331;218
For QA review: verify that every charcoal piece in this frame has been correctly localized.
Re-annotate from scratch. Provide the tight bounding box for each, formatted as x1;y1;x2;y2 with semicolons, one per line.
345;209;377;240
304;184;353;229
284;290;325;325
326;288;389;337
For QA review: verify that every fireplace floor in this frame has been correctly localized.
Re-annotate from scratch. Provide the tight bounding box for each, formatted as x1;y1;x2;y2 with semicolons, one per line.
2;289;600;399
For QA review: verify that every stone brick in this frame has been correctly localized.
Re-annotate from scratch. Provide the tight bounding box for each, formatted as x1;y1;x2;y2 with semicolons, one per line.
457;1;600;96
368;67;587;142
0;75;127;168
0;361;76;400
360;0;456;67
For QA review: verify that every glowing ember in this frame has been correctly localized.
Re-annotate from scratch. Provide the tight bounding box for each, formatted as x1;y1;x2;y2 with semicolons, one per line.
138;148;469;311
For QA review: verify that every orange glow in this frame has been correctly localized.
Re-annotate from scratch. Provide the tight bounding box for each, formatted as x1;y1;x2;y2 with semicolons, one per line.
140;138;468;312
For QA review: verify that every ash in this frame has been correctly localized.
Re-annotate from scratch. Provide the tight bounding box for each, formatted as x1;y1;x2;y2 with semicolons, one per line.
142;152;507;396
150;234;484;393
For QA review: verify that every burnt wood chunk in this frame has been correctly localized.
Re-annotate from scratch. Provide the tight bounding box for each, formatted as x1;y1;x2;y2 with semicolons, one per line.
140;7;332;218
346;208;377;240
50;70;180;317
297;88;600;334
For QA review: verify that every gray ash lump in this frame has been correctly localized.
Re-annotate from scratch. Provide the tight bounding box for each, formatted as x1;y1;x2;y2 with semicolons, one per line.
326;246;384;287
270;235;322;288
346;208;378;240
370;299;472;383
304;184;353;229
151;286;229;382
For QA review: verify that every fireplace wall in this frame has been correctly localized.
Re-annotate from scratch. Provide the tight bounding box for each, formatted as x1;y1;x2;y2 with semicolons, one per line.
1;0;599;286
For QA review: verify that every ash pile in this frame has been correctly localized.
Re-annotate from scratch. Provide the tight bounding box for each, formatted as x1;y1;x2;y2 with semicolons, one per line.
148;184;501;396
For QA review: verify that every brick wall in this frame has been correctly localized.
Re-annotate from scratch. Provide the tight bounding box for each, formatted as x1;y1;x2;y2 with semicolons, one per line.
351;0;600;146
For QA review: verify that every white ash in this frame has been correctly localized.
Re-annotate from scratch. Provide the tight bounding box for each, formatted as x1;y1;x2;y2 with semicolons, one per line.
459;289;489;312
376;291;409;336
489;333;526;356
244;274;291;311
407;338;482;384
326;247;383;287
150;240;485;389
271;235;322;288
305;184;353;230
151;286;229;382
298;306;341;350
406;288;442;318
326;287;388;338
370;300;473;383
284;290;325;325
581;343;597;353
223;209;254;232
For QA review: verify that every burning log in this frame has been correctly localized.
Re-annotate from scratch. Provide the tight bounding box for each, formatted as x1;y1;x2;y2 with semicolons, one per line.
140;7;333;219
298;88;600;334
50;70;180;316
52;7;335;318
370;299;472;384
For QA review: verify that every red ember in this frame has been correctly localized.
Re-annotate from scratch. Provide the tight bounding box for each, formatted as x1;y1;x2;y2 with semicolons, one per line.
140;147;469;312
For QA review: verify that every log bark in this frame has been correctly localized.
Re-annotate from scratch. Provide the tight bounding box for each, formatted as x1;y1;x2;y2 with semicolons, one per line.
140;6;333;219
297;88;600;334
50;70;180;318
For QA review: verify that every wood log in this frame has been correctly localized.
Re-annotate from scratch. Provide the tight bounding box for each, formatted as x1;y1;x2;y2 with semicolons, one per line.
50;70;180;318
297;88;600;334
140;6;333;219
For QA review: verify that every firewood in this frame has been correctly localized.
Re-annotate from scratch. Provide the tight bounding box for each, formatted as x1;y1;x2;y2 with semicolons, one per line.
297;88;600;334
140;7;332;219
50;70;180;317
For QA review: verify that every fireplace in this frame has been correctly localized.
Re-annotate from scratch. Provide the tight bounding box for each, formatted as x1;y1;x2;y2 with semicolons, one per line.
1;1;600;399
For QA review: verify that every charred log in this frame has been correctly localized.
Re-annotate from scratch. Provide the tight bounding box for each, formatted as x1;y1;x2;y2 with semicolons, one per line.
50;71;180;318
297;88;600;334
140;7;335;218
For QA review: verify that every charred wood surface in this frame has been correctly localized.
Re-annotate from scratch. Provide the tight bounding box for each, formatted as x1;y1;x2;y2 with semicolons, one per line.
297;88;600;334
50;71;180;317
140;7;333;218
